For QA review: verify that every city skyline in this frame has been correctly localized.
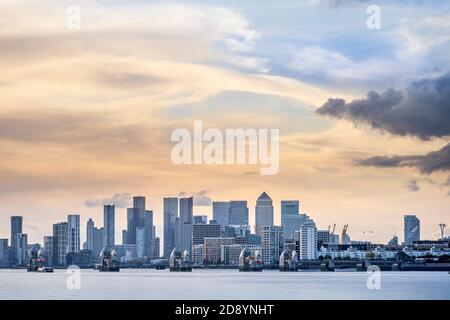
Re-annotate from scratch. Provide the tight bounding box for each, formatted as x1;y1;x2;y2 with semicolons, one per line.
0;192;445;251
0;1;449;250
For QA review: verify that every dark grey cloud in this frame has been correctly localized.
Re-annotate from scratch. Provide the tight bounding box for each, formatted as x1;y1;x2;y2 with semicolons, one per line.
84;192;132;208
356;143;450;174
178;189;212;206
406;179;420;192
317;73;450;140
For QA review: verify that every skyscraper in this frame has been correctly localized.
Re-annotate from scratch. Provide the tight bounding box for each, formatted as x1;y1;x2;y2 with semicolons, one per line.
229;201;249;225
179;197;193;224
16;233;28;265
86;218;94;251
144;210;153;256
104;205;115;247
67;214;80;254
178;197;193;253
177;223;193;254
281;200;299;217
92;227;104;261
163;197;178;257
53;222;68;266
260;226;284;266
192;224;221;245
404;215;420;245
136;227;146;258
43;236;54;266
10;216;22;264
133;196;146;226
212;201;230;226
122;230;128;245
0;239;8;265
127;207;140;245
294;220;317;260
255;192;274;234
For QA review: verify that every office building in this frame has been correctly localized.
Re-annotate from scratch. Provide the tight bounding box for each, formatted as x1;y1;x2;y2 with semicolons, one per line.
136;227;146;258
150;237;160;259
127;207;139;245
192;244;204;265
317;230;330;249
229;201;249;225
133;196;146;226
193;215;208;225
104;205;115;247
10;216;23;264
404;215;420;245
260;226;284;266
53;222;68;266
203;237;235;264
86;218;94;251
179;197;193;224
92;227;104;260
212;201;230;226
283;213;311;239
255;192;274;234
193;224;221;245
122;230;128;245
0;239;8;265
144;210;153;255
67;214;80;254
43;236;54;266
163;197;178;257
16;233;28;265
177;222;193;254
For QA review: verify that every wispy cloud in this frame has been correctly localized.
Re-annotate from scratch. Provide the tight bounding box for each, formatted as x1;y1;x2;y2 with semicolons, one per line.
84;193;132;208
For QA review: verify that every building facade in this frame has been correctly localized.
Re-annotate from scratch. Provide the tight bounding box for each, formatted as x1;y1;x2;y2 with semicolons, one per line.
229;201;249;225
255;192;274;233
192;224;221;246
260;226;284;266
212;201;230;226
404;215;420;245
67;214;80;254
53;222;68;266
163;197;178;257
295;221;317;260
104;205;115;248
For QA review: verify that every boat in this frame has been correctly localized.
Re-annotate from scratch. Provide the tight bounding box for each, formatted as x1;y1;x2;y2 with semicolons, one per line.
37;267;54;273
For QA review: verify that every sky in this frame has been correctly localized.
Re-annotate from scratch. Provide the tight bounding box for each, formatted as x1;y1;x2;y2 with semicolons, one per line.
0;0;449;246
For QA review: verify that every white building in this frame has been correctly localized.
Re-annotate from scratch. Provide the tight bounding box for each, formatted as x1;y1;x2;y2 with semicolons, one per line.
295;220;317;260
260;226;284;266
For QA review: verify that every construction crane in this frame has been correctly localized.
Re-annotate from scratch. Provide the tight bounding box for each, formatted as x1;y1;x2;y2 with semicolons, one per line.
340;224;349;245
439;223;447;240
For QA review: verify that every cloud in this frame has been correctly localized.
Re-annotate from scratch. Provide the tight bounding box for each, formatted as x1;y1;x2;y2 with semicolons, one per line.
84;193;132;208
178;189;212;206
316;73;450;140
356;143;450;174
406;179;420;192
